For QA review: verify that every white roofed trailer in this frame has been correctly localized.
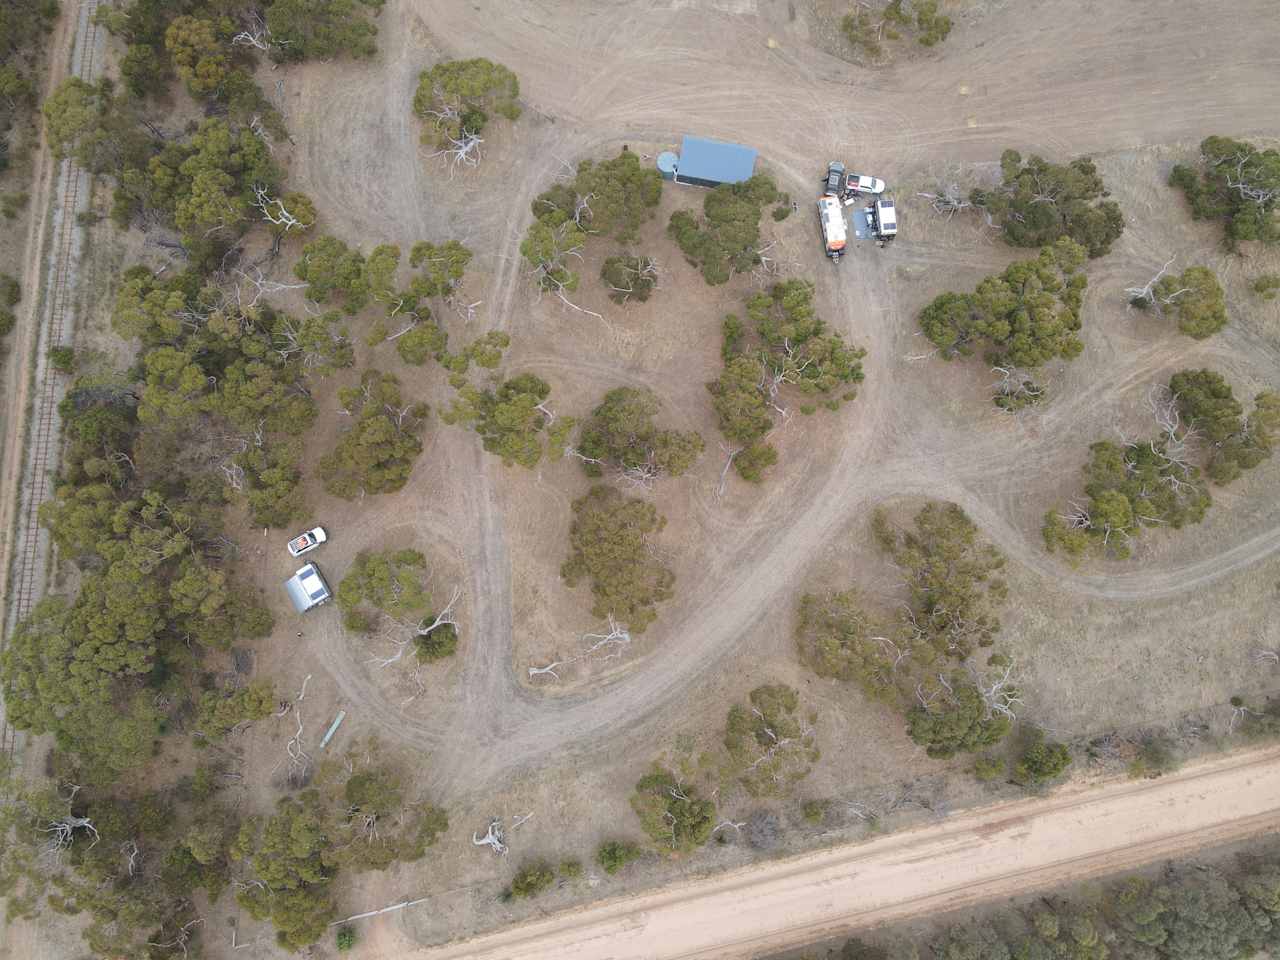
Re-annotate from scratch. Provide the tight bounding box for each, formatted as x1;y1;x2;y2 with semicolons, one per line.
868;198;897;244
818;194;847;260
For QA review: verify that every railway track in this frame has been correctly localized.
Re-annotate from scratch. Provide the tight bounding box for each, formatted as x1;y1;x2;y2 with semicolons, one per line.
1;0;101;771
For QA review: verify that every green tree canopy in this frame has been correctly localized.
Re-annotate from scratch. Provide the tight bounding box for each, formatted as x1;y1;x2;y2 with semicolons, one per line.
596;839;643;875
796;590;901;700
742;279;867;401
163;16;229;97
266;0;381;62
319;369;428;498
707;353;776;482
294;234;369;313
1012;730;1073;786
444;372;556;468
336;548;431;625
413;57;520;144
973;150;1125;257
532;149;662;244
842;0;952;59
601;255;659;304
668;174;784;285
1147;266;1228;339
1169;369;1278;485
724;684;819;796
1044;438;1211;560
561;485;674;634
907;673;1013;758
232;792;335;950
919;238;1087;368
1170;136;1280;249
630;768;716;853
873;502;1008;660
575;386;703;480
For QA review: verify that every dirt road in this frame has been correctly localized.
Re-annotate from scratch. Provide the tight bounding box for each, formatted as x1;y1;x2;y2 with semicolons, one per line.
410;747;1280;960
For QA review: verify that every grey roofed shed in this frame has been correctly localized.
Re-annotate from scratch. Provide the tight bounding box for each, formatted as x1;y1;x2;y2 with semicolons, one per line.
675;135;758;188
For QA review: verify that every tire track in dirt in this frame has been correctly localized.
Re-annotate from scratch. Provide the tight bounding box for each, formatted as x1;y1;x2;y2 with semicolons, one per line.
289;0;1280;804
407;745;1280;960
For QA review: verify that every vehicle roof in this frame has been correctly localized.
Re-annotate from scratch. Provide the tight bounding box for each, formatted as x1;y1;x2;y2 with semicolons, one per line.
285;563;331;612
819;196;847;243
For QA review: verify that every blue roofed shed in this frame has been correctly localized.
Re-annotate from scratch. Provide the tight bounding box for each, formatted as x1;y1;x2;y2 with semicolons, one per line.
673;135;757;188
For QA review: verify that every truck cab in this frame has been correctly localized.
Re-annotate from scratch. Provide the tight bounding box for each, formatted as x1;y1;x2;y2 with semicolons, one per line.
818;194;847;260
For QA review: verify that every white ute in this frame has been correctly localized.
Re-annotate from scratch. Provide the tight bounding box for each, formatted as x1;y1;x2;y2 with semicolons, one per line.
287;526;327;557
844;173;887;197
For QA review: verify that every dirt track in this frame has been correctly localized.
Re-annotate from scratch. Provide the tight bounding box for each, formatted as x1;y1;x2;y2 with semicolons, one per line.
279;0;1280;802
409;746;1280;960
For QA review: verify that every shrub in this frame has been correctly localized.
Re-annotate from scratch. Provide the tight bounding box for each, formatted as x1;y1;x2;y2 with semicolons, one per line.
1012;733;1072;786
801;799;829;825
0;274;20;307
1253;273;1280;301
414;620;458;662
49;345;75;374
596;840;643;875
1128;734;1179;779
336;926;356;951
558;858;583;880
509;860;555;899
974;754;1004;782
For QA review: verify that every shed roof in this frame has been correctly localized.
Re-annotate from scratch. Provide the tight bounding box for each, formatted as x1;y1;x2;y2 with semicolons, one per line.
678;135;757;184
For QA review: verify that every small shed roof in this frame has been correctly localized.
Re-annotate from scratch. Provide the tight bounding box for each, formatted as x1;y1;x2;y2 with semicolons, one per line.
678;135;757;184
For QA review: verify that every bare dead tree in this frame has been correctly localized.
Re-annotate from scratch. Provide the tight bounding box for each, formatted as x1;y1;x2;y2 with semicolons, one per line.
148;918;204;960
428;132;484;175
471;818;507;855
1147;383;1199;484
716;444;740;498
366;586;461;668
41;813;98;856
232;10;274;50
1228;700;1260;734
252;184;310;234
1125;255;1176;306
417;586;461;639
1223;150;1280;206
285;710;312;785
1125;256;1194;317
121;839;140;877
971;661;1024;721
1252;648;1280;667
605;256;659;303
528;617;632;680
711;818;746;836
233;264;308;310
991;366;1046;410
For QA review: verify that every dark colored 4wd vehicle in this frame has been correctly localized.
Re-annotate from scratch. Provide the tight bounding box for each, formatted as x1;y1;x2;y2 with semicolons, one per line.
824;161;846;195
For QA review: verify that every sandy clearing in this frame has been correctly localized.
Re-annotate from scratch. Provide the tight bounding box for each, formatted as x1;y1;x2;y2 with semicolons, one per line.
278;0;1280;805
409;746;1280;960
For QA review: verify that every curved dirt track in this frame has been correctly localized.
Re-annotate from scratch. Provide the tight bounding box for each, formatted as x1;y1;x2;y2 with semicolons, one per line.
409;746;1280;960
283;0;1280;801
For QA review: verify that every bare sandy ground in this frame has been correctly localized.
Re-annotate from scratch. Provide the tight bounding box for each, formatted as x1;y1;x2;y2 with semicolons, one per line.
275;0;1280;804
406;746;1280;960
